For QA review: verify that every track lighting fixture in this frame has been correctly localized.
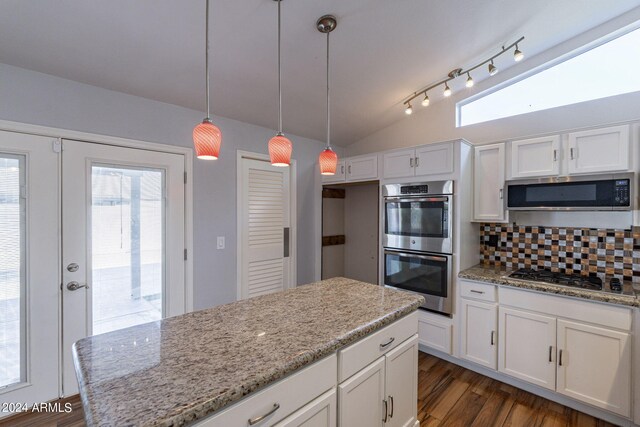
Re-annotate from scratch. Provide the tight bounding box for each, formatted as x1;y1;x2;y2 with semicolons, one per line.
465;73;474;88
402;36;524;114
488;60;498;76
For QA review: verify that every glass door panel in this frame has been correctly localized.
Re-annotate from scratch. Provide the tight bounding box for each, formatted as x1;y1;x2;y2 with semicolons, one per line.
0;155;25;389
91;166;165;335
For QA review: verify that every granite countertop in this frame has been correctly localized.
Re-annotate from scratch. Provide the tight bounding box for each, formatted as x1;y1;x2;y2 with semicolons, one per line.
72;277;424;427
459;264;639;307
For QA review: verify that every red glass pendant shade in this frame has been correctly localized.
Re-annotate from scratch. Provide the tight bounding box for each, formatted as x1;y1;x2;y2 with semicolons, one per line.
319;148;338;175
193;119;222;160
269;134;292;167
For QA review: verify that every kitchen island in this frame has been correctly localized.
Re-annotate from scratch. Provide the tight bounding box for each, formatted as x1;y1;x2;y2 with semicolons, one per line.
73;277;424;426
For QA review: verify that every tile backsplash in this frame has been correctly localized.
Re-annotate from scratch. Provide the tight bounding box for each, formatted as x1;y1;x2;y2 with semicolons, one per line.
480;223;640;282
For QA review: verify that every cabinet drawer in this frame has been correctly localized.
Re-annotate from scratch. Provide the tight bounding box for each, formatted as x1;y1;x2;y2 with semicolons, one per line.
417;311;452;355
460;280;497;302
195;354;337;427
338;312;418;382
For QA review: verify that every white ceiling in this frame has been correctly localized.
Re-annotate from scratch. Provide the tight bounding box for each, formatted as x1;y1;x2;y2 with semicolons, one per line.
1;1;639;145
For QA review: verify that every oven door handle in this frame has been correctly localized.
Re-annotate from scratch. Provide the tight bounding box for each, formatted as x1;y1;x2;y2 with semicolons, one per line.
384;250;448;262
384;196;449;203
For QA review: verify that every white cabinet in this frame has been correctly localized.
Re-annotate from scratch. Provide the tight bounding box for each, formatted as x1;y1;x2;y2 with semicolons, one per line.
322;159;346;184
556;320;631;417
347;155;378;181
510;136;560;178
338;356;386;427
417;309;452;355
460;299;497;370
567;125;630;175
383;142;454;179
275;388;337;427
338;335;419;427
498;307;556;390
473;143;507;222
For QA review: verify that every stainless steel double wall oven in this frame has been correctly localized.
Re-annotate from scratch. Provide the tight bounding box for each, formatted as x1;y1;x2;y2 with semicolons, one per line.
383;181;453;314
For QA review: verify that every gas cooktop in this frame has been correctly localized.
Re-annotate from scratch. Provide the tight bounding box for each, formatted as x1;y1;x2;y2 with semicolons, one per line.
508;268;624;293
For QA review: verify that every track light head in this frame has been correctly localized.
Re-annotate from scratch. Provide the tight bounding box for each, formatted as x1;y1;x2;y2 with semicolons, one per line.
514;45;524;62
443;83;452;97
405;103;413;115
488;60;498;76
465;73;474;88
421;94;430;107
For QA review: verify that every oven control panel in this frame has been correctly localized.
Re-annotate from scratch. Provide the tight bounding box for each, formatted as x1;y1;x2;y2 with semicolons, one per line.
400;185;429;195
614;179;630;206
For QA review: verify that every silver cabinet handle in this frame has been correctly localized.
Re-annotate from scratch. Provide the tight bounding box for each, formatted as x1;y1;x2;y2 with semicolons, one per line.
388;395;394;418
415;157;419;167
470;290;485;294
490;331;495;346
248;403;280;426
382;399;388;422
570;148;575;160
553;149;557;162
348;164;352;174
558;349;563;366
549;346;553;362
409;157;414;168
380;337;395;349
499;188;504;200
66;281;89;291
341;165;344;174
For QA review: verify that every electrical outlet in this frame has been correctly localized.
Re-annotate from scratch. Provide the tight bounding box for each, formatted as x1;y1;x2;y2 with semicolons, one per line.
217;236;225;250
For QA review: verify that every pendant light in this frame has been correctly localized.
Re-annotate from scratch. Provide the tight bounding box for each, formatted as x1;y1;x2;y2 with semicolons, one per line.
268;0;292;167
193;0;222;160
317;15;338;175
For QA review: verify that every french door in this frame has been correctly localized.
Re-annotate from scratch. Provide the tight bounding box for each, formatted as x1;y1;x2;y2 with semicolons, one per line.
0;131;187;409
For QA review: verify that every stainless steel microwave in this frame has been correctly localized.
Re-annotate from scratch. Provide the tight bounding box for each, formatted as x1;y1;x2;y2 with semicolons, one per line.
506;173;634;211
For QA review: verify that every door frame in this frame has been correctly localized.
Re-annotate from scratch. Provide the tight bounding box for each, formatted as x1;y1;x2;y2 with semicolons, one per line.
236;150;297;300
0;119;194;314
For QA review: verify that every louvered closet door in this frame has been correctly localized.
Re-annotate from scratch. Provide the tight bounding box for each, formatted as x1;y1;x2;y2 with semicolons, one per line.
240;158;291;299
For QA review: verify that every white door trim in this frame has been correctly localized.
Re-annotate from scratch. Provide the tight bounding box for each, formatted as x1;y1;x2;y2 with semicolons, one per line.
236;150;297;301
0;119;194;313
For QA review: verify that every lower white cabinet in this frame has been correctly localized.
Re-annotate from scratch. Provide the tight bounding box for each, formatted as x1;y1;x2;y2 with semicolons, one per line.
556;320;631;417
338;335;419;427
275;389;337;427
498;307;556;390
460;299;497;370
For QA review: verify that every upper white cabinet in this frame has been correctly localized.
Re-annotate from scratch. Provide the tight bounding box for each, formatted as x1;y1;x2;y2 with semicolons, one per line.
322;159;346;184
473;143;507;222
383;142;454;179
510;136;560;179
567;125;630;175
347;154;378;181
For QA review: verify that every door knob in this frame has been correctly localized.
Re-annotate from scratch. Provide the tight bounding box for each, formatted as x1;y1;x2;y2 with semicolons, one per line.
67;263;79;272
67;281;89;291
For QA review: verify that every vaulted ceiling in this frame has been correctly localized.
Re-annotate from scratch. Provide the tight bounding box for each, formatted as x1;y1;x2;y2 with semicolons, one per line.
0;1;638;145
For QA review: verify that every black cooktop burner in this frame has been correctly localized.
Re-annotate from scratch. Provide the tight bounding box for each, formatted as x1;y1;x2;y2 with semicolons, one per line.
509;268;604;291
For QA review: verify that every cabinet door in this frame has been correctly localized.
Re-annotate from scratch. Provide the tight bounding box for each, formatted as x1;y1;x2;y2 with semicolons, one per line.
274;388;337;427
382;149;415;179
384;335;419;427
498;307;556;390
567;125;630;175
322;159;346;184
460;299;497;370
347;155;378;181
338;356;385;427
473;143;507;222
510;136;560;178
414;143;454;176
556;320;631;417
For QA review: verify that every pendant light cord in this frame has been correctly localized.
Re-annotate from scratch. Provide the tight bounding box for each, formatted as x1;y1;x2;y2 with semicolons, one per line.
205;0;211;119
277;0;282;134
326;31;330;149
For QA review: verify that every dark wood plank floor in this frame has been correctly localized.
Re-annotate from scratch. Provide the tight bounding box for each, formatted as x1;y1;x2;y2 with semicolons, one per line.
418;352;618;427
1;352;619;426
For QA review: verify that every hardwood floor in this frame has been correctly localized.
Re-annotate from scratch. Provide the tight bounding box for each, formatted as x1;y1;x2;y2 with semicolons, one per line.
0;351;619;427
417;352;618;427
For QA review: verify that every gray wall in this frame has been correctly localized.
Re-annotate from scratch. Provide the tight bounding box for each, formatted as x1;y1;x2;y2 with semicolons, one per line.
0;63;331;310
346;8;640;156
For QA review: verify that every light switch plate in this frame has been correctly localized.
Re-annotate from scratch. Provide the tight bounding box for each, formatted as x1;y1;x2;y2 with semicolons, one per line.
217;236;225;250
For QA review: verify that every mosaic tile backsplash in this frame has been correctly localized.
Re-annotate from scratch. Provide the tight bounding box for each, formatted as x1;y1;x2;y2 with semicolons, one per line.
480;223;640;282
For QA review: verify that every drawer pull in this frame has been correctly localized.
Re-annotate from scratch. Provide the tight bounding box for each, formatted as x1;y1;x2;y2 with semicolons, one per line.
380;337;395;349
248;403;280;425
470;290;485;294
382;399;388;422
